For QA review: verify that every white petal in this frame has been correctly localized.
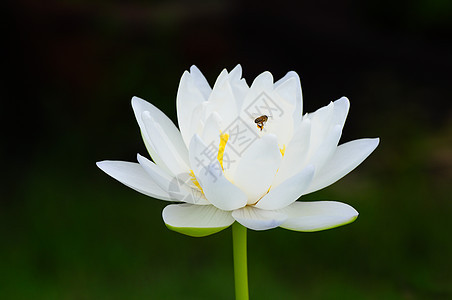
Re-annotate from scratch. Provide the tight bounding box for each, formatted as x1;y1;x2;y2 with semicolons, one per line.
239;72;274;120
142;111;190;176
275;71;303;118
163;204;234;237
305;97;349;151
189;135;247;211
201;112;222;148
228;64;249;111
188;134;216;176
233;134;282;204
305;138;380;194
228;64;243;82
274;74;300;116
330;97;350;128
177;68;210;147
307;124;343;173
250;71;274;92
272;118;311;187
132;96;186;175
189;65;212;100
211;68;229;91
96;160;172;201
205;71;239;130
136;154;174;191
274;98;349;188
197;162;248;211
279;201;359;232
255;165;315;210
305;101;334;149
187;102;207;138
137;154;209;205
232;206;287;231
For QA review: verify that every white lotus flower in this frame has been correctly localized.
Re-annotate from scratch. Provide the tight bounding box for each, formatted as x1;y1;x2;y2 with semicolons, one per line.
97;65;379;237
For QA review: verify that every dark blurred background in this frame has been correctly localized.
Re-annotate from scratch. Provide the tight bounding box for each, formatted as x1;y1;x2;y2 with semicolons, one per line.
3;0;452;299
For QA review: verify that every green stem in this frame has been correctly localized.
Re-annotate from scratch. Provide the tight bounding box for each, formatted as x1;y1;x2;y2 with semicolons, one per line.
232;222;249;300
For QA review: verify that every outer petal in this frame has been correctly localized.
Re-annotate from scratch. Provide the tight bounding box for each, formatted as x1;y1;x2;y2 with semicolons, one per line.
278;122;342;187
307;124;343;173
177;67;211;147
96;161;172;201
232;206;287;231
330;97;350;128
272;118;311;188
279;201;359;232
142;111;190;176
255;165;315;210
305;138;380;194
163;204;234;237
233;134;282;204
188;65;212;100
305;101;334;150
137;154;209;205
305;97;349;151
136;154;174;191
239;71;274;116
189;135;248;211
252;71;274;90
205;69;239;131
274;71;302;122
228;64;249;111
132;96;187;175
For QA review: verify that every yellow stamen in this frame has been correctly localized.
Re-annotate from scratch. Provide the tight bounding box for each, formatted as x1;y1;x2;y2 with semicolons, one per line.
189;170;203;193
217;132;229;170
189;132;230;194
280;145;286;157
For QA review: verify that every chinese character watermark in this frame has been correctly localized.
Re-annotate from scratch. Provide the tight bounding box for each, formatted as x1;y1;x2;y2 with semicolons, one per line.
223;117;258;156
168;172;205;204
175;91;286;184
244;91;284;118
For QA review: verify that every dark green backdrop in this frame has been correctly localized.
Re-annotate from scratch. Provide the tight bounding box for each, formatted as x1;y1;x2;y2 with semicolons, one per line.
3;0;451;299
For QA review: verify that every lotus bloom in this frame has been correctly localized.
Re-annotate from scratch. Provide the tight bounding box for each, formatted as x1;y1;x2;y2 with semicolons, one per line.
97;65;379;237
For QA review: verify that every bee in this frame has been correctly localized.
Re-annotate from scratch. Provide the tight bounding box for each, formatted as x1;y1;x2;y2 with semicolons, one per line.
254;115;268;131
